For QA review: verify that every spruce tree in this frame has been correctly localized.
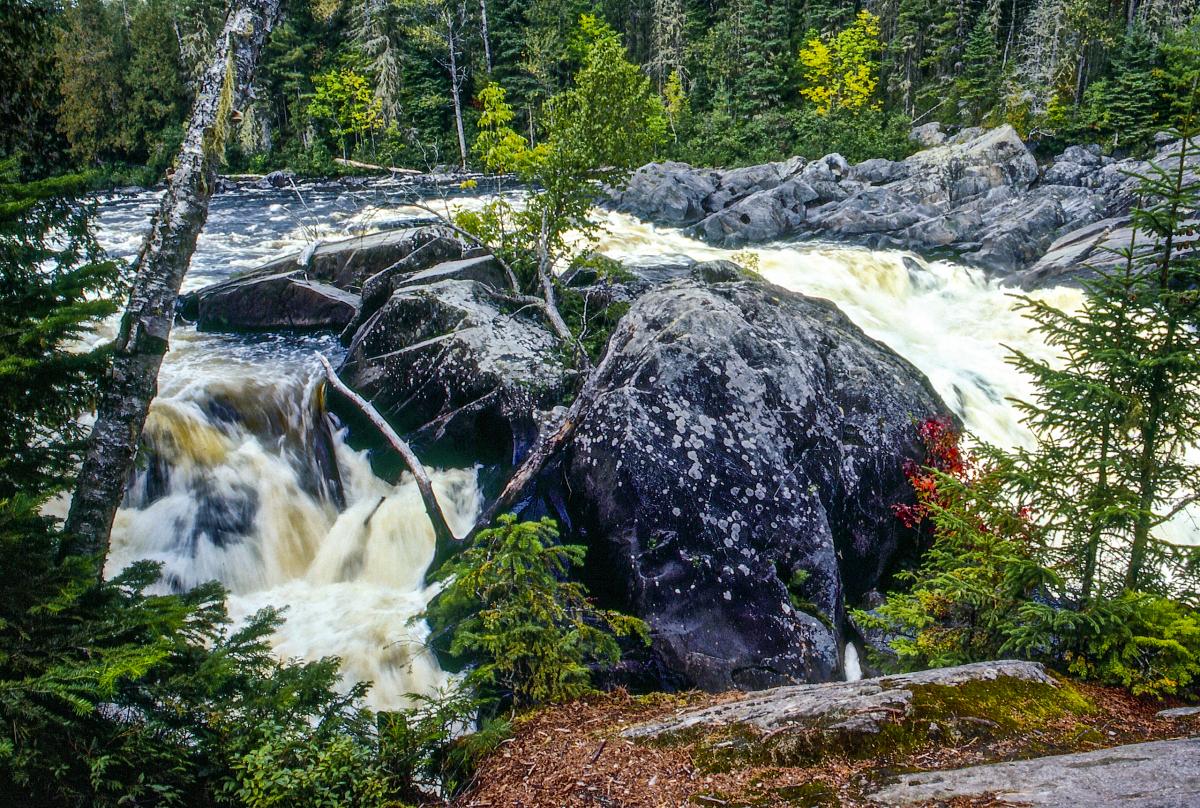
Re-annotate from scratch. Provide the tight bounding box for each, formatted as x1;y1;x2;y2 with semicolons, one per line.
1102;23;1164;150
958;2;1001;125
0;172;120;502
1002;121;1200;599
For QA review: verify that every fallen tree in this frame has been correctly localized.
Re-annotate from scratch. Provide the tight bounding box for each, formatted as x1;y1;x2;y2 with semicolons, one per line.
64;0;283;566
318;320;625;551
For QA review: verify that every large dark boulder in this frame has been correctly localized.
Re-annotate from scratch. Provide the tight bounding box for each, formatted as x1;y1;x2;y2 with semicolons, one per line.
185;270;360;332
563;275;952;691
339;279;571;459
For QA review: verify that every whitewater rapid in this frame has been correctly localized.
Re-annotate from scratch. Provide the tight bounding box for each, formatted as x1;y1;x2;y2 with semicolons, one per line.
88;181;1198;707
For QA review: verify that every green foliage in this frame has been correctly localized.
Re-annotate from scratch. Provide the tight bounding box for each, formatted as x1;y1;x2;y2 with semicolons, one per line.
798;10;882;116
1002;123;1200;597
0;173;121;501
424;515;649;708
957;3;1001;125
863;140;1200;699
1009;592;1200;698
378;685;509;799
308;67;384;159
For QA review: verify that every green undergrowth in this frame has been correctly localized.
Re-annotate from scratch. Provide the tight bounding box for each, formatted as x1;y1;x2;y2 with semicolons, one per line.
647;674;1095;774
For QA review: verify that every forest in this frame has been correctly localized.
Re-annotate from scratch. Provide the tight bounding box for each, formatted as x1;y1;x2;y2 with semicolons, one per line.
2;0;1200;805
3;0;1200;184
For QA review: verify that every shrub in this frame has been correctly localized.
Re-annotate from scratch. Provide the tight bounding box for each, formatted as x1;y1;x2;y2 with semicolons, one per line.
423;515;649;709
859;419;1200;699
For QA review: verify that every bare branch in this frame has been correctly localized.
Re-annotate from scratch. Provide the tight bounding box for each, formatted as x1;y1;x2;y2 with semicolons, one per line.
317;353;459;545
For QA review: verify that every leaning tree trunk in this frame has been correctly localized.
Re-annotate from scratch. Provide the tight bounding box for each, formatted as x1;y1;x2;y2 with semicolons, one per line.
64;0;283;566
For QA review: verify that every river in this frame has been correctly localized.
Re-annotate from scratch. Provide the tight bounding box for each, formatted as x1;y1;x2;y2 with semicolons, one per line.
88;178;1199;707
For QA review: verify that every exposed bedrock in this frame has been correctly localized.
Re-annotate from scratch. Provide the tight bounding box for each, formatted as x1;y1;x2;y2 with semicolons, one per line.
559;273;953;691
610;127;1200;288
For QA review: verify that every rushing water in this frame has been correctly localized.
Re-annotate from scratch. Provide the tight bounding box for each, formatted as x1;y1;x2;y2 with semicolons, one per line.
88;179;1199;704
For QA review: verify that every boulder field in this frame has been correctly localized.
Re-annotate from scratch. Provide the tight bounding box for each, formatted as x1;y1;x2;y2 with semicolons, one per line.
609;126;1200;289
178;221;952;690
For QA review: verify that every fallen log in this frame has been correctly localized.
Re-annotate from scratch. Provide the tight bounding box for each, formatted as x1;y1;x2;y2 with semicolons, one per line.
64;0;284;566
317;354;458;546
334;157;422;175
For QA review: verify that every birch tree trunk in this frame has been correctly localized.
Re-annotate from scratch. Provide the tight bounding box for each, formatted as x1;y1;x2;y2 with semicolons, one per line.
479;0;493;73
64;0;283;565
447;13;469;169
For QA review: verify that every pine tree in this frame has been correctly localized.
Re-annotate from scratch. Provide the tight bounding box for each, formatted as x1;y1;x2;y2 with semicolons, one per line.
1102;23;1164;150
958;1;1002;124
1002;120;1200;598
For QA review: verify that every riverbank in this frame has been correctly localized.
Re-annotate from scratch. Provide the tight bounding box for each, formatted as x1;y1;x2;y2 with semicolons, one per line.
456;664;1199;807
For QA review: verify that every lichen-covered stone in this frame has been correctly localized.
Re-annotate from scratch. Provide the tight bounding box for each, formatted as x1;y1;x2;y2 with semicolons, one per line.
871;736;1200;807
339;279;570;460
563;276;952;691
623;660;1091;771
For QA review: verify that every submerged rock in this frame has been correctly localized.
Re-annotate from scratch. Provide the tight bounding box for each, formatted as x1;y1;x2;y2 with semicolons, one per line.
563;276;951;691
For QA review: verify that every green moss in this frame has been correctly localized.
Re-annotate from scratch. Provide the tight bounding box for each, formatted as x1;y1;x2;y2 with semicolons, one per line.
648;675;1095;773
908;674;1094;732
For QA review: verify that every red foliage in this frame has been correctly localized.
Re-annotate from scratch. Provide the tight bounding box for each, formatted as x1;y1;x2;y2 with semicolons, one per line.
893;416;967;529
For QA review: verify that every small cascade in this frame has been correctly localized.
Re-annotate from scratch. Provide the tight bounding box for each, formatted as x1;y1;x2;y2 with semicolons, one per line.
843;643;863;682
107;368;479;709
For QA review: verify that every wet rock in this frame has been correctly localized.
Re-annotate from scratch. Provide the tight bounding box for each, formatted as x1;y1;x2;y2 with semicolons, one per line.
563;277;952;691
273;225;463;291
871;737;1200;807
258;170;295;189
611;161;718;226
613;125;1156;287
339;279;570;459
186;270;360;332
689;178;816;245
623;660;1057;741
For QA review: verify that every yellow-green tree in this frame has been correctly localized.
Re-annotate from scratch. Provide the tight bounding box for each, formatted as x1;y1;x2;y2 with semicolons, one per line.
307;68;383;159
663;69;689;142
798;10;882;116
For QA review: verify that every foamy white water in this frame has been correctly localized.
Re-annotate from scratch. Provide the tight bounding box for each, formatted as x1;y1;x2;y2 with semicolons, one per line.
843;643;863;682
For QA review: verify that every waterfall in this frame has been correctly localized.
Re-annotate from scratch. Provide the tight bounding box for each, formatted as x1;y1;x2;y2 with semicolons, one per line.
844;643;863;682
106;365;480;709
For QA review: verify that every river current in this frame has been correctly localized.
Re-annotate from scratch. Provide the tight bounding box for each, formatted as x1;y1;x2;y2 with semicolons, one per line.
87;178;1199;707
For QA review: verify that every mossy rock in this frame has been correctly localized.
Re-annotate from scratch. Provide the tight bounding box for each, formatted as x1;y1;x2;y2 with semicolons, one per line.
626;661;1093;771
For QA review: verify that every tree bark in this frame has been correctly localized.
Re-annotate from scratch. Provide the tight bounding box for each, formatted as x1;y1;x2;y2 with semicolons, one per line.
63;0;283;566
446;7;469;170
479;0;493;73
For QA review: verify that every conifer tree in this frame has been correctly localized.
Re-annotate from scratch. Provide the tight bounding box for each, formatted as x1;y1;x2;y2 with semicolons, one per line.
1102;23;1164;149
1002;121;1200;598
958;1;1002;124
